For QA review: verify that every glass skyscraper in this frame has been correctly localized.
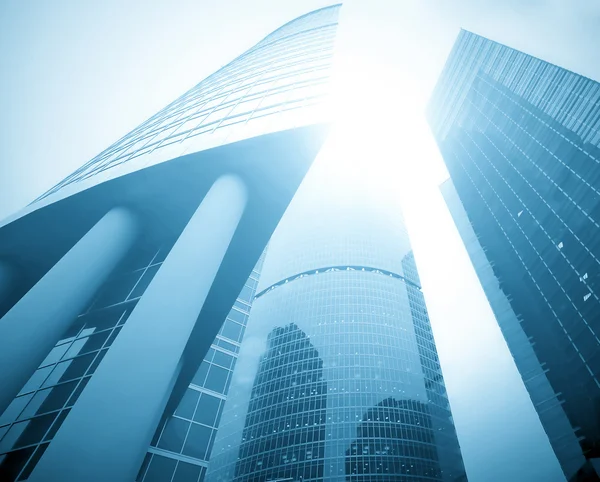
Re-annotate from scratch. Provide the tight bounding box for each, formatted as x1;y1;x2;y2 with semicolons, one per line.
205;161;468;481
0;6;339;481
428;30;600;481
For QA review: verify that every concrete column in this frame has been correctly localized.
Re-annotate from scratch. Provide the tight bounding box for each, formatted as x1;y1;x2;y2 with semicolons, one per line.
30;175;248;482
0;207;137;416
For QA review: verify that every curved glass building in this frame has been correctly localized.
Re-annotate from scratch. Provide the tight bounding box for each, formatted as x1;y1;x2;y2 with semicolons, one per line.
33;4;341;205
0;6;339;482
206;162;468;482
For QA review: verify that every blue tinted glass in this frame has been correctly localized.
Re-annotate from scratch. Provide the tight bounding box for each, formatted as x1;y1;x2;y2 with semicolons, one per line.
182;424;212;460
143;454;177;482
157;417;189;453
194;394;221;427
203;366;228;394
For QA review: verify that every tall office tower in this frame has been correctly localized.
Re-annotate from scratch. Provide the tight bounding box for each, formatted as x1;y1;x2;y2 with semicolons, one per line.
428;30;600;481
205;159;468;482
0;5;340;482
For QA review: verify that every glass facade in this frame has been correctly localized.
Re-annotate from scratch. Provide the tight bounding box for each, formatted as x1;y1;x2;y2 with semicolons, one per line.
34;4;341;204
0;237;174;480
0;5;342;480
428;30;600;481
136;254;265;482
205;174;467;482
0;235;264;482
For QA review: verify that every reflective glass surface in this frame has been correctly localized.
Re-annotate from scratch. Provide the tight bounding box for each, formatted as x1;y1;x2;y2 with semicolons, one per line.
0;237;175;480
206;175;467;482
136;254;265;482
429;30;600;481
34;4;341;204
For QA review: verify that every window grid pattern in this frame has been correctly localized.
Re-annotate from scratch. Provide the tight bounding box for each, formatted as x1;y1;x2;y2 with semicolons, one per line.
34;4;341;204
136;254;266;482
428;30;600;147
0;239;175;481
207;268;466;482
429;35;600;478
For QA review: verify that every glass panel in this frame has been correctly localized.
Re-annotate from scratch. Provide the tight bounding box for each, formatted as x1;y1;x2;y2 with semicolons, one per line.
64;331;110;358
203;366;228;394
43;409;70;441
129;265;161;299
0;394;33;426
82;306;127;332
212;351;234;370
143;454;177;482
0;446;35;482
42;353;95;388
11;413;57;449
182;424;212;460
39;344;70;368
219;320;242;343
192;362;209;387
157;417;189;453
193;394;220;427
172;460;201;482
227;309;246;324
18;367;52;396
66;377;91;407
94;271;141;308
175;389;200;420
18;442;49;480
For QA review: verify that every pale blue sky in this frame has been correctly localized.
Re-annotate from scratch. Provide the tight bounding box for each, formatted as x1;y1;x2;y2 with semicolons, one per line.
1;0;599;481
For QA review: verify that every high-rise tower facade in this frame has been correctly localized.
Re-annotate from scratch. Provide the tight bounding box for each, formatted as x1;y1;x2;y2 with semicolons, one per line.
205;158;468;482
0;6;340;481
428;30;600;481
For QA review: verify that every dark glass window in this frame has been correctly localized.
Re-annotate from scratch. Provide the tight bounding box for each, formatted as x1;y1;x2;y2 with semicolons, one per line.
12;413;57;449
82;306;126;332
93;271;140;308
143;454;177;482
175;389;200;420
192;362;209;387
172;460;202;482
17;443;49;480
130;265;161;299
203;366;228;394
194;394;221;427
157;417;189;453
0;446;35;482
182;424;212;460
43;354;95;387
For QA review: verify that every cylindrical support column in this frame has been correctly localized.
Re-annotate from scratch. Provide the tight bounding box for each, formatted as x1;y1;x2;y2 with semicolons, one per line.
0;207;138;416
30;175;248;482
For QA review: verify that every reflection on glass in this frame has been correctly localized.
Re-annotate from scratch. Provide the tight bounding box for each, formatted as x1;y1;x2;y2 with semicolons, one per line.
235;323;326;481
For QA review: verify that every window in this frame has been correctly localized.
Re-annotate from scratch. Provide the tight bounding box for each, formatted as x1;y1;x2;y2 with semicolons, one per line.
192;362;209;387
175;389;200;420
172;460;202;482
194;394;221;427
220;320;243;342
143;455;177;482
157;417;189;453
204;365;229;394
212;351;234;369
182;424;213;460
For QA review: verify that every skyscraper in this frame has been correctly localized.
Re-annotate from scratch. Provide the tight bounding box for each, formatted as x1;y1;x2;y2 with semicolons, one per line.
205;156;468;481
0;5;340;481
428;30;600;481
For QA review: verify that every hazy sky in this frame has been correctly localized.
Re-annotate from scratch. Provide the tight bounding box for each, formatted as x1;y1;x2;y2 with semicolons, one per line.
1;0;600;481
